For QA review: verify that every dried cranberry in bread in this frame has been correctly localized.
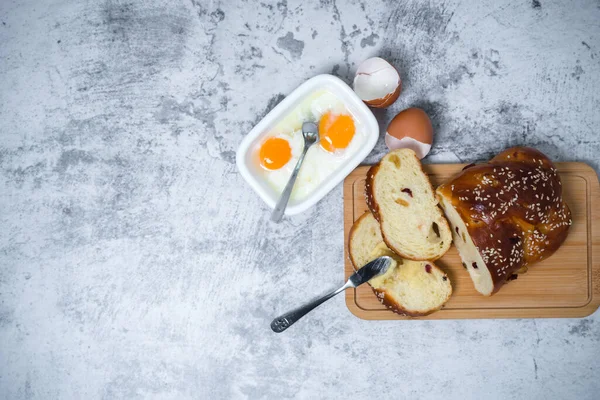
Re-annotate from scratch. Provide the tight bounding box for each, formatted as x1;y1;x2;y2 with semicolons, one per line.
436;147;572;296
348;212;452;316
365;148;452;260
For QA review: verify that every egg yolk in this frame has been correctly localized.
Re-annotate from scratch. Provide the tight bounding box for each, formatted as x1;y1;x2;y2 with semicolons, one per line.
319;112;356;152
259;137;292;170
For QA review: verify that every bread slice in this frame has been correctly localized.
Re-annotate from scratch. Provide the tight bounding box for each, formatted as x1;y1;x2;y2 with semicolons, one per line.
437;194;495;295
348;211;385;270
366;148;452;260
348;212;452;316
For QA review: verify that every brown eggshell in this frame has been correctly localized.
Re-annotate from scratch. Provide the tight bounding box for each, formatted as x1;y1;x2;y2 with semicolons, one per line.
385;108;433;159
353;57;402;109
387;108;433;144
364;82;402;108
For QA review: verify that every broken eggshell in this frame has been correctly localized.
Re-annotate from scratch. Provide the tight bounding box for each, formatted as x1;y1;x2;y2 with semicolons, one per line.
385;108;433;159
353;57;401;108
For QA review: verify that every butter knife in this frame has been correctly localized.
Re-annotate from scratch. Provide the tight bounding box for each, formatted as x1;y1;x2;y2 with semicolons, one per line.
270;256;392;333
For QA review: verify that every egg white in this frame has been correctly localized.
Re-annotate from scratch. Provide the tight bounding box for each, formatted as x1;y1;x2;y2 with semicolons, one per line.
258;90;367;203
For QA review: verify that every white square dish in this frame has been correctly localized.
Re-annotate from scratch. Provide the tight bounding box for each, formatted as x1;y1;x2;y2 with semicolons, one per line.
236;74;379;216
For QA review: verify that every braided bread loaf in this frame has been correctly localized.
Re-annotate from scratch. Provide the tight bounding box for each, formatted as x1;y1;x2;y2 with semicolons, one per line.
437;147;572;295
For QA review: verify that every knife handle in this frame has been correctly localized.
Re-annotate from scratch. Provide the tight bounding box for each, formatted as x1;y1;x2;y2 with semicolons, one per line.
270;280;354;333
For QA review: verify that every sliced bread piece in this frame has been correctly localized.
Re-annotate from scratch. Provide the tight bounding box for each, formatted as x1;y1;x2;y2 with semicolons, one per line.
348;211;385;269
365;148;452;260
348;212;452;316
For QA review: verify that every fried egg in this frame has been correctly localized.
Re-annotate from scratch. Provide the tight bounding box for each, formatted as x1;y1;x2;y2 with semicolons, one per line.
255;90;366;202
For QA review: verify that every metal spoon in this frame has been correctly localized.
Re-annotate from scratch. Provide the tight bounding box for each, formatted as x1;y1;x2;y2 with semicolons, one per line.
270;256;393;333
270;122;319;222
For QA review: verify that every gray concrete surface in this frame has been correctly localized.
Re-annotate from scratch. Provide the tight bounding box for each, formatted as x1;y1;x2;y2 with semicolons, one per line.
1;0;599;398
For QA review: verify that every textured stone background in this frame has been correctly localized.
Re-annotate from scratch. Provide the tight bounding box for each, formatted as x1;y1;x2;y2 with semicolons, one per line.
1;0;599;398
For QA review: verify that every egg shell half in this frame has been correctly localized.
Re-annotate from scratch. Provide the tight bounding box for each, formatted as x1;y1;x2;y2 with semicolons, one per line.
385;108;433;159
385;135;432;160
353;57;402;108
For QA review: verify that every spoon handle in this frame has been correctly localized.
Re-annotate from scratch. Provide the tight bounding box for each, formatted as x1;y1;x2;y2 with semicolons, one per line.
270;144;310;222
270;280;354;333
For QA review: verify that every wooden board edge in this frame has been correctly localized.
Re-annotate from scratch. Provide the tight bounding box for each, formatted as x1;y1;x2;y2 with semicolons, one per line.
345;290;373;320
343;170;357;316
590;162;600;311
345;304;600;320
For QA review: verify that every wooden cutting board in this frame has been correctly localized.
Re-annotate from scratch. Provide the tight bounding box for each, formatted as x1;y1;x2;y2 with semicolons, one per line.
344;162;600;319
